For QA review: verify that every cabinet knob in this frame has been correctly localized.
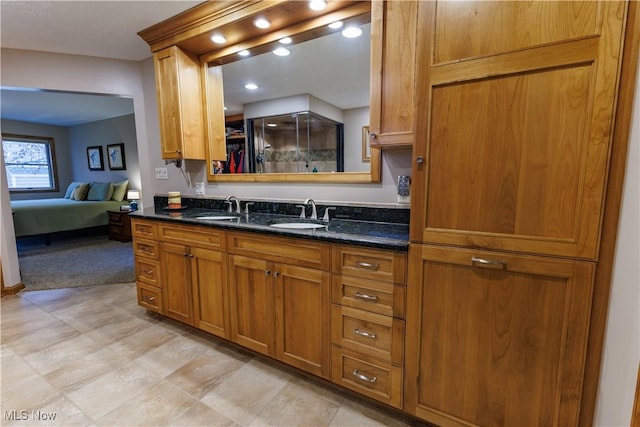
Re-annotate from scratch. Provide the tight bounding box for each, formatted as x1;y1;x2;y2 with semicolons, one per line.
265;269;271;276
370;132;377;139
143;295;155;303
416;156;424;164
274;271;280;278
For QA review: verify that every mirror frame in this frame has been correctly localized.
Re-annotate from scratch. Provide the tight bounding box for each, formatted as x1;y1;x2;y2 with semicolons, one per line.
201;1;381;183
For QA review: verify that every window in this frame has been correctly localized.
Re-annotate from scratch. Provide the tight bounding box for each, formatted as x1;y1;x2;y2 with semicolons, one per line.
2;134;59;192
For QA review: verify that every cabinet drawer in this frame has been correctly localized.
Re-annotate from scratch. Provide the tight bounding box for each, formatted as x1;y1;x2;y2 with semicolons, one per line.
331;346;403;409
332;305;404;365
135;257;161;287
137;282;163;313
332;245;406;284
228;231;330;270
158;223;225;251
133;238;159;260
332;275;406;318
132;219;157;240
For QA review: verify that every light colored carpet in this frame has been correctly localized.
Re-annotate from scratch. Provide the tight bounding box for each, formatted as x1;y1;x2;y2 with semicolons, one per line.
17;232;135;291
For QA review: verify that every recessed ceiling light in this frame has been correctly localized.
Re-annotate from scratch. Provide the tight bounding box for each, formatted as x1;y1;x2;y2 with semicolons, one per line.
309;0;327;11
279;37;292;44
224;106;228;110
328;21;343;29
272;47;291;57
244;83;259;90
253;18;271;29
211;34;227;44
341;26;362;38
238;50;250;57
267;123;278;127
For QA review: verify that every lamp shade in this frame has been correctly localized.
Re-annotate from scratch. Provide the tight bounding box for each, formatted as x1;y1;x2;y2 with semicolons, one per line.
127;190;140;200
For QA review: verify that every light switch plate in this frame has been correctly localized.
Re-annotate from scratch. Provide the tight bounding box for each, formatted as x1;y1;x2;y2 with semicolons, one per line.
155;167;168;180
195;182;205;195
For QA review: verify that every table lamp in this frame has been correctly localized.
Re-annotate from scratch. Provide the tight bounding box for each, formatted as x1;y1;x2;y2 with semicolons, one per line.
127;190;140;211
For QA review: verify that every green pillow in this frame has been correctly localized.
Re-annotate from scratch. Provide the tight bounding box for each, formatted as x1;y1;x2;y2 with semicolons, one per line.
70;183;90;200
87;182;111;201
105;183;115;201
64;181;80;199
111;180;129;201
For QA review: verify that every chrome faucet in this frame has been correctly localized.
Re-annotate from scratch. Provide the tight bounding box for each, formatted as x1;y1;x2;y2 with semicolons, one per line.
304;198;318;220
225;195;241;214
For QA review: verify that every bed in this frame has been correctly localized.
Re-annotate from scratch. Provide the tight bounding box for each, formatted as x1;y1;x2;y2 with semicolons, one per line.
10;180;129;240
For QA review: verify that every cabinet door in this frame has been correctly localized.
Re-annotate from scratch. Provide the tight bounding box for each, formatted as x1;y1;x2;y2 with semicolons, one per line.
410;1;627;259
228;254;275;356
154;45;205;160
369;0;418;148
274;263;330;379
161;242;193;325
191;247;228;339
405;244;595;427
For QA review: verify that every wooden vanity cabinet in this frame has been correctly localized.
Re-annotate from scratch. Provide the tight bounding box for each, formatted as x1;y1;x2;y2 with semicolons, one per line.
368;0;418;149
157;223;229;339
331;244;407;409
132;218;163;313
154;45;205;160
228;232;331;379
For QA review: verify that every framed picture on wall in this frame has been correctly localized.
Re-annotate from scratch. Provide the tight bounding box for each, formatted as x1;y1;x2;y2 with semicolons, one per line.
107;143;126;170
87;146;104;171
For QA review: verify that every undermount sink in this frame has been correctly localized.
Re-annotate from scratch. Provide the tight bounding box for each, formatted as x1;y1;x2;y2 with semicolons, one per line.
195;215;239;220
268;219;327;230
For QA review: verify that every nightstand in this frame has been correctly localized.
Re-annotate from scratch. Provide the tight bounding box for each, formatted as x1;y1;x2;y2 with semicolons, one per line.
107;210;132;242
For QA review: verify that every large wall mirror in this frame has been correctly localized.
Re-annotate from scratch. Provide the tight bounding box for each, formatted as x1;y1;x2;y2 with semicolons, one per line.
202;1;379;183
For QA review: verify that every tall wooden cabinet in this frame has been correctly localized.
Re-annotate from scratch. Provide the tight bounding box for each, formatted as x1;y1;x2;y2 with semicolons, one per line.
406;1;630;426
154;45;205;160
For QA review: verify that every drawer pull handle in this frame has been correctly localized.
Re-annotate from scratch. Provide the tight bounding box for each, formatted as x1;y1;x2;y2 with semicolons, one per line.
143;295;155;303
471;257;507;268
354;292;378;302
141;247;152;254
353;328;377;339
355;261;379;270
143;269;154;274
352;369;377;383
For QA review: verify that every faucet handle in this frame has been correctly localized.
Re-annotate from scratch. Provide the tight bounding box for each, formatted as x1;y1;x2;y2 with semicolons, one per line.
243;202;254;215
295;205;306;218
322;207;336;222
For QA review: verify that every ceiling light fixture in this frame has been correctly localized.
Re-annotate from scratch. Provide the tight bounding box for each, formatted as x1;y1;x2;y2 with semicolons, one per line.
238;50;250;57
309;0;327;11
341;26;362;38
272;47;291;57
253;18;271;29
267;123;278;127
328;21;343;29
279;37;292;44
244;83;259;90
211;34;227;44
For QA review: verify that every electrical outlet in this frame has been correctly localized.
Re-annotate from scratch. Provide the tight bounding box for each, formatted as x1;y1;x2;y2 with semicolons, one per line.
155;167;168;180
195;182;205;195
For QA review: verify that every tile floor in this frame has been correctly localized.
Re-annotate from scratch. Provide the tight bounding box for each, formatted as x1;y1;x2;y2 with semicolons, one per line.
1;283;425;426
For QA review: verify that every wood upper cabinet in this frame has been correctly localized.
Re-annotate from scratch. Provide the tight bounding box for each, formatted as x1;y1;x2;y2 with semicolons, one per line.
409;1;628;259
368;0;418;148
228;232;331;378
405;244;595;427
154;45;205;160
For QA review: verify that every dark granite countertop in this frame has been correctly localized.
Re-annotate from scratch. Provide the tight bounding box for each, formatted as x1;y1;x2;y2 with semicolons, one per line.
130;207;409;251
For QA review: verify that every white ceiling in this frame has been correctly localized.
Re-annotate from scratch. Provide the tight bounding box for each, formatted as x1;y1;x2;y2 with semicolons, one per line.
0;0;203;126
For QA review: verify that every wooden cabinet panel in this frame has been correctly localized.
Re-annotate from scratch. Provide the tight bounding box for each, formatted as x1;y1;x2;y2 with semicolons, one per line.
228;254;275;356
154;45;205;160
331;305;404;365
332;346;403;409
158;222;225;251
405;244;595;427
191;247;228;339
133;239;159;260
161;242;194;325
135;257;161;288
332;245;406;284
137;282;163;313
369;0;418;148
410;0;627;260
331;275;406;319
132;218;157;240
275;263;330;378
